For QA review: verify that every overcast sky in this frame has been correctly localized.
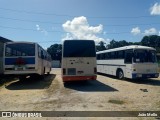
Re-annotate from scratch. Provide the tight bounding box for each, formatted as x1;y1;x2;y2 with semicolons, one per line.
0;0;160;48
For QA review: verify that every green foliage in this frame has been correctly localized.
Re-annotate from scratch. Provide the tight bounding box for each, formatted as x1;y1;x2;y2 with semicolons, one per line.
47;44;62;60
106;39;141;50
96;41;106;51
96;35;160;53
141;35;160;53
46;35;160;61
108;99;125;105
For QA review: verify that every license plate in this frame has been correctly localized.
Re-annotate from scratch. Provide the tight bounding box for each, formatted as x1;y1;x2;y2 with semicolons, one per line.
17;67;23;70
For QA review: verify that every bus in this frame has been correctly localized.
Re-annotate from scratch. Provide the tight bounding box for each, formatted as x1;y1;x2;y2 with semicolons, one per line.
96;45;159;79
3;41;52;80
62;40;97;82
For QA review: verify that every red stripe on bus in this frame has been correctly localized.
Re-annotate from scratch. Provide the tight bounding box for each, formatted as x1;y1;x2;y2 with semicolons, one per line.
62;76;97;81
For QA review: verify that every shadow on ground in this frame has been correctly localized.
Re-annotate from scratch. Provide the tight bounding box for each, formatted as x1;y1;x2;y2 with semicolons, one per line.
64;80;118;92
0;75;18;87
5;74;56;90
125;78;160;86
97;72;160;86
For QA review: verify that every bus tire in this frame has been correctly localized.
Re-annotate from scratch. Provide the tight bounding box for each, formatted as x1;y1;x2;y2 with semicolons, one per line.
117;69;124;79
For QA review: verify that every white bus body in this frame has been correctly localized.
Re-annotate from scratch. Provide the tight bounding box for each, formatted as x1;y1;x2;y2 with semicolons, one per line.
97;45;159;79
3;42;52;77
62;40;97;81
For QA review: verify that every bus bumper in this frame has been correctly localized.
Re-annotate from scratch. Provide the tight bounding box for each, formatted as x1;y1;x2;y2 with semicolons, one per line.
132;73;159;79
62;75;97;81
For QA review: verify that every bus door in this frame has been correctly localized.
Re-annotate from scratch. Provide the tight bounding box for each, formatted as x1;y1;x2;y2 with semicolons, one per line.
124;49;133;78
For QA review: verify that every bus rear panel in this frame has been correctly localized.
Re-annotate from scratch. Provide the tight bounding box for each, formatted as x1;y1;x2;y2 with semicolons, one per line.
3;42;52;77
62;40;97;81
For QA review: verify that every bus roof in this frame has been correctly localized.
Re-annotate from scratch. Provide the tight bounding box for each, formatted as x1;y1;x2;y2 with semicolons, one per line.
96;45;156;54
63;39;95;43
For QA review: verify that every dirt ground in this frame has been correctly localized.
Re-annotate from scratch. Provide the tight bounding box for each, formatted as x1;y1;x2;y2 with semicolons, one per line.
0;68;160;120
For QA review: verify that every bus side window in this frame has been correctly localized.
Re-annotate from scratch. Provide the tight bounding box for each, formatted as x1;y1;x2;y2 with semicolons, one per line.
97;54;100;60
125;50;133;63
41;50;44;59
105;53;109;59
117;50;124;59
38;47;41;57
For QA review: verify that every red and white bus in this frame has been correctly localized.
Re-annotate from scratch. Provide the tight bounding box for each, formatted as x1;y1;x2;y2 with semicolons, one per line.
62;40;97;82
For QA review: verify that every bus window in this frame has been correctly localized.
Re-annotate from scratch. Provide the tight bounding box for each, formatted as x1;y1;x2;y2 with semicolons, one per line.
133;50;157;63
5;43;35;57
117;50;125;59
125;50;133;63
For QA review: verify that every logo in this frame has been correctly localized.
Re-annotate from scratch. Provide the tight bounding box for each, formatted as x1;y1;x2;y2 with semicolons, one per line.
2;112;11;117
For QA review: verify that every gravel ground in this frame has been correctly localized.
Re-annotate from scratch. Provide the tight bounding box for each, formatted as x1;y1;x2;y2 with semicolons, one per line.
0;68;160;120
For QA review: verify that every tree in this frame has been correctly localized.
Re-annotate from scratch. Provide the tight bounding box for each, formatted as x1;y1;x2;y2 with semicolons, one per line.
106;39;129;49
47;44;62;61
141;36;150;46
96;41;106;51
141;35;160;53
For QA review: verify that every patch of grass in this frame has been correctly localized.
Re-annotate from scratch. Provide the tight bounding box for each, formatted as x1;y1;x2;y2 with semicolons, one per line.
108;99;125;105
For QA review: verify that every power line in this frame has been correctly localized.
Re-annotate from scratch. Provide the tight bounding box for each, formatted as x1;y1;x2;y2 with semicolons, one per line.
0;25;131;34
0;7;158;19
38;41;61;43
0;7;72;17
0;25;63;33
0;16;159;27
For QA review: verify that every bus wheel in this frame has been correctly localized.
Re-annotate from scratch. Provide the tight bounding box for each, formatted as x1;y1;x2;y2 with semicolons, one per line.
117;69;124;79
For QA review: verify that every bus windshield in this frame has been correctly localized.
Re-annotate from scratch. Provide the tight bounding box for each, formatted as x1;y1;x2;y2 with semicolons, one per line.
63;40;96;57
5;43;35;57
133;49;157;63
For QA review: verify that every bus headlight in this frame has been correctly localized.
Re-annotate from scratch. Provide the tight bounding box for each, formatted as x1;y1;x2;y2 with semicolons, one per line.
136;74;142;77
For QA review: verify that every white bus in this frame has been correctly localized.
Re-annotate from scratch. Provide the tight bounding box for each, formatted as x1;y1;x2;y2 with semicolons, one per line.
62;40;97;82
96;45;159;79
3;41;52;80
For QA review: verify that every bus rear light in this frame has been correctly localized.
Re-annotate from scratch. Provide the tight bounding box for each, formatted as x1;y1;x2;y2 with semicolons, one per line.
94;67;97;74
63;68;66;75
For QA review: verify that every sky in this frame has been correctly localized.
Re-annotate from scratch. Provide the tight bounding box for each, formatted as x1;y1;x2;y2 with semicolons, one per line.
0;0;160;49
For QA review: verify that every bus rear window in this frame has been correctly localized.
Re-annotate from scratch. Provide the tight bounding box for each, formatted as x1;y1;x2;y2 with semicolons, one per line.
5;43;35;57
63;40;96;57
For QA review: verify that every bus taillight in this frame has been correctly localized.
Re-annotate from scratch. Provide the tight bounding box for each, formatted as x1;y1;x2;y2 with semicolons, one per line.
94;67;97;74
63;68;66;75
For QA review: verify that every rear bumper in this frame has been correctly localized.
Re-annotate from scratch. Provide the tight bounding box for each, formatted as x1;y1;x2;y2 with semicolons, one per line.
4;70;38;75
132;73;159;79
62;75;97;81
